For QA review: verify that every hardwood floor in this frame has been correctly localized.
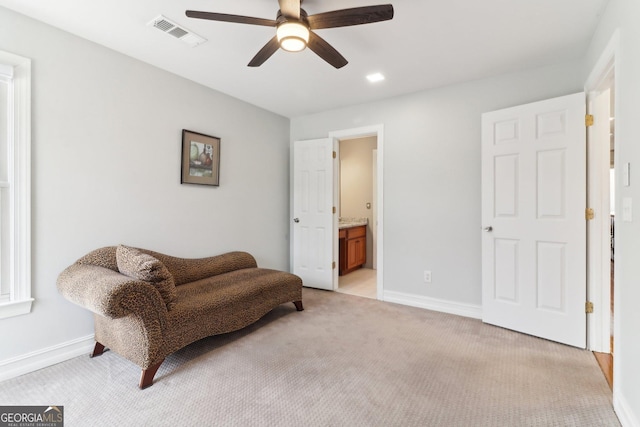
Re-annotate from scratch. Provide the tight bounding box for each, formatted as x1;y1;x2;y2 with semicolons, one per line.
593;260;614;390
594;352;613;390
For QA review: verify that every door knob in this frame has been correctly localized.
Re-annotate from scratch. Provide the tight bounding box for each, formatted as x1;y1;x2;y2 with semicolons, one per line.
293;218;300;223
483;226;493;232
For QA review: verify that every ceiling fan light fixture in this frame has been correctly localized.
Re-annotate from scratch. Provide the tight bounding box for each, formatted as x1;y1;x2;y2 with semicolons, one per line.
277;22;310;52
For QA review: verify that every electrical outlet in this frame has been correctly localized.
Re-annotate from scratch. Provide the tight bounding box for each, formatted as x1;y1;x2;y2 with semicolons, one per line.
423;270;432;283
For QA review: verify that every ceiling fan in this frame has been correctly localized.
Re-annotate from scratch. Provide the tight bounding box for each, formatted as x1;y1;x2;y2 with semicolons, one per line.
185;0;394;69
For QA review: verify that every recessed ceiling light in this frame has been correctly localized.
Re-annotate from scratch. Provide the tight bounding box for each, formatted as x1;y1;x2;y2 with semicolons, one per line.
366;73;385;83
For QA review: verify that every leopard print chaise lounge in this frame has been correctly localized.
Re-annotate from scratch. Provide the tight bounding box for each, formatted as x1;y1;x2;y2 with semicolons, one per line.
57;245;303;388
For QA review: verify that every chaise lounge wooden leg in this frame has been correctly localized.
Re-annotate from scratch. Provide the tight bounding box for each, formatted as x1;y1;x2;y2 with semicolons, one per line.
293;300;304;311
90;342;105;358
139;359;164;389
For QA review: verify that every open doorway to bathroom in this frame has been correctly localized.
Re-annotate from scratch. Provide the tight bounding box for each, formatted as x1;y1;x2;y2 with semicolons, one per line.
587;62;616;390
336;136;378;299
593;86;615;389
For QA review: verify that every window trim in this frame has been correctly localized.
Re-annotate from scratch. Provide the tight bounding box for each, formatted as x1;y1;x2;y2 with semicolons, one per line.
0;50;32;319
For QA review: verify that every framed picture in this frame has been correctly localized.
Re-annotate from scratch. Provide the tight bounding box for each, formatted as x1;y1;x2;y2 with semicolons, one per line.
181;129;220;186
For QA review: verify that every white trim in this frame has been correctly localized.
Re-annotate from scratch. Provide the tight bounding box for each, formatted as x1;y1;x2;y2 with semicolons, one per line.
0;49;32;319
0;63;13;78
583;30;618;353
384;290;483;320
289;142;294;272
332;137;340;290
329;125;384;300
585;87;613;353
0;298;34;319
0;334;95;382
585;29;620;90
614;391;640;427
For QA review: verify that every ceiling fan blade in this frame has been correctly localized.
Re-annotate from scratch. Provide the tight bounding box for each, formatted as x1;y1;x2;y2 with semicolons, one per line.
248;36;280;67
307;31;348;69
186;10;277;27
308;5;394;30
278;0;300;19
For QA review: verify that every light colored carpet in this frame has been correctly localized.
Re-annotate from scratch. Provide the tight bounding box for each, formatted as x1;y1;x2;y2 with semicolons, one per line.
0;288;619;426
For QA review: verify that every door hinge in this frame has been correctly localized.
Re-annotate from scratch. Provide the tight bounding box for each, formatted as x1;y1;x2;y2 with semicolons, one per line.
585;301;594;314
332;261;336;269
333;151;337;159
333;206;336;214
585;114;594;127
585;208;594;220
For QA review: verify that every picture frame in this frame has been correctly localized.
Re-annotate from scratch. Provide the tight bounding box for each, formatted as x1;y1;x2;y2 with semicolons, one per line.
181;129;221;186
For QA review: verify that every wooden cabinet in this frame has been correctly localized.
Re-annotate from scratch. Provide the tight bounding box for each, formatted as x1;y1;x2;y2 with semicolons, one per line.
339;225;366;275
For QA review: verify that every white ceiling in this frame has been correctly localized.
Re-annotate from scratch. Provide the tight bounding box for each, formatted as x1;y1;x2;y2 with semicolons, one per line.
0;0;608;118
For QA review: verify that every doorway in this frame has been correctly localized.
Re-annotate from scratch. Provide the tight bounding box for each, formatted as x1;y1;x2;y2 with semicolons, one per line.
587;68;616;390
336;136;378;299
584;30;619;389
329;125;384;300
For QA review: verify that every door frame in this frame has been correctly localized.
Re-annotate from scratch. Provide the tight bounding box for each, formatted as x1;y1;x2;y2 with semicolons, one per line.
329;125;384;299
584;30;619;355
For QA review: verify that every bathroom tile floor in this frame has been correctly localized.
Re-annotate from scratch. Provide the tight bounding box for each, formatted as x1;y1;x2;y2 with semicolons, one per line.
337;268;377;299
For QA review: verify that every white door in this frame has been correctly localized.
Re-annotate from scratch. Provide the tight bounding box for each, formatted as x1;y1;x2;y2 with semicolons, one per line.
481;92;586;348
292;138;336;290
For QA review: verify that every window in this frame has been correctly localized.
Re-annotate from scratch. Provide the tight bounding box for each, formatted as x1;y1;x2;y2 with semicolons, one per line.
0;50;31;319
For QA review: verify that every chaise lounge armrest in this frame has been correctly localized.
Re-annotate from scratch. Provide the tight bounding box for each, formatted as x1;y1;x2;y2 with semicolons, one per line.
56;263;168;322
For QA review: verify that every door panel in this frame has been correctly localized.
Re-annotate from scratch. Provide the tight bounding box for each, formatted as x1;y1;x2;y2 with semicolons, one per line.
494;238;519;303
481;92;586;348
537;150;566;218
536;242;565;312
494;155;518;217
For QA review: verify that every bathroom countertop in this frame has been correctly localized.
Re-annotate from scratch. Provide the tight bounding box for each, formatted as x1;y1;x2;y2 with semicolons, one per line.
338;217;368;230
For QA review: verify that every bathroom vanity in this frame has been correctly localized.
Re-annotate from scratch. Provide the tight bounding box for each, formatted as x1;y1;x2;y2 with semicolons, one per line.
339;220;367;276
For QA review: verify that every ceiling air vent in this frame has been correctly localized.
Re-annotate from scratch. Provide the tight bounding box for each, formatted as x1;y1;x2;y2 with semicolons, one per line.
148;15;207;47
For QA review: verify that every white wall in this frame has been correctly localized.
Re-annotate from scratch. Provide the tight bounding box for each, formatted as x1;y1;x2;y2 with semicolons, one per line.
0;7;290;369
292;61;584;306
586;0;640;424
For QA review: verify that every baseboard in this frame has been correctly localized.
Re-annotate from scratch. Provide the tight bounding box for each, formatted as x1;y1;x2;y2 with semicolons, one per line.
383;290;482;319
0;334;95;382
614;389;640;427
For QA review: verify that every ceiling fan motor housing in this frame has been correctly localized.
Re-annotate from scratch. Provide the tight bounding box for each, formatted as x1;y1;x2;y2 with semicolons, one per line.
276;10;310;52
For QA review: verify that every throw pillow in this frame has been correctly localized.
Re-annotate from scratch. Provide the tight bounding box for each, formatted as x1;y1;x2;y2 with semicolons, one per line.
116;245;177;310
